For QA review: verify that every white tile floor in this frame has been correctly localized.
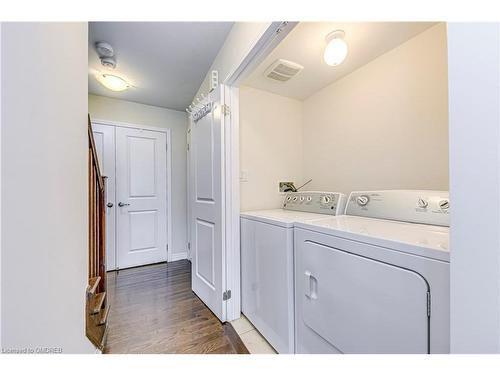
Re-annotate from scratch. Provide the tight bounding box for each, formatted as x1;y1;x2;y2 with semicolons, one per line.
230;315;277;354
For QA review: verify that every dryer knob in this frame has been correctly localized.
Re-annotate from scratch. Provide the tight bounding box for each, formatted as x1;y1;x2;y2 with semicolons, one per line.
417;198;428;208
357;195;369;206
439;199;450;211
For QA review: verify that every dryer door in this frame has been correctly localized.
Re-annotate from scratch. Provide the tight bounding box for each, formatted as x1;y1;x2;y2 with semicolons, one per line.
300;241;429;353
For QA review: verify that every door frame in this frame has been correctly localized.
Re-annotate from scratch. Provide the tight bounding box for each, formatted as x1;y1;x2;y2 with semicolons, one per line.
91;118;173;264
220;21;298;321
91;123;116;271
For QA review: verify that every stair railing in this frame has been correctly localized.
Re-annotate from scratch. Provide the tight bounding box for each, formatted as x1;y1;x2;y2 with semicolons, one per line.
86;115;109;350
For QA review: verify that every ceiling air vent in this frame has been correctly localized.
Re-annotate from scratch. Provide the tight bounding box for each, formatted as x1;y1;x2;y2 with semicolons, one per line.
264;59;304;82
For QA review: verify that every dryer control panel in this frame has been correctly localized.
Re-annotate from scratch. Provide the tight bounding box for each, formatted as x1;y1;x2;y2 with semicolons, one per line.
283;191;347;215
346;190;450;226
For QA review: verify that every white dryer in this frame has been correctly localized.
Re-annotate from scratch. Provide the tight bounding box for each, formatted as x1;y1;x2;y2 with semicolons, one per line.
294;190;450;354
240;191;347;353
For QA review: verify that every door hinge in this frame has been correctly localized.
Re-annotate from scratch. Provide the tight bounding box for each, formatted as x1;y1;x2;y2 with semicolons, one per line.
187;242;191;250
223;290;231;301
187;143;190;151
222;104;231;116
426;291;431;317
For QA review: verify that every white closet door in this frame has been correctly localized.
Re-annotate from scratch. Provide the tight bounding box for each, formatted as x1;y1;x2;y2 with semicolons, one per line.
190;86;226;321
92;123;116;271
115;127;168;269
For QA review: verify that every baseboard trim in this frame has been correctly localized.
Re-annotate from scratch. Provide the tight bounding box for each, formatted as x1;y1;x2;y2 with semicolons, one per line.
169;252;188;262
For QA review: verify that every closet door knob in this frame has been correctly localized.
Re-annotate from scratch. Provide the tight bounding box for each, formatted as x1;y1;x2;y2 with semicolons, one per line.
118;202;130;207
107;202;114;208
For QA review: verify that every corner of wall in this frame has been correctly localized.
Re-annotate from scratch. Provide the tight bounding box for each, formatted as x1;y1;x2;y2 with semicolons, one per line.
0;20;3;349
448;22;500;353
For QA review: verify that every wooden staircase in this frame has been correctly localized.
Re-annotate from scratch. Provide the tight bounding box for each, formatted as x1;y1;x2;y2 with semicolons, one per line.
86;116;109;350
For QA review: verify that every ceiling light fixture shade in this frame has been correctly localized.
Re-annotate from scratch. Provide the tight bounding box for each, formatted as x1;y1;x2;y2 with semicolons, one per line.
96;73;131;92
324;30;348;66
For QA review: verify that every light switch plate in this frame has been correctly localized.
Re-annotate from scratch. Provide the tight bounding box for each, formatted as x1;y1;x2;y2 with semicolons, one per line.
240;170;249;182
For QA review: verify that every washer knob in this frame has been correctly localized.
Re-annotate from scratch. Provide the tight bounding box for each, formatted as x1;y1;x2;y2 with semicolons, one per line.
417;198;428;208
357;195;369;206
321;195;331;204
439;199;450;211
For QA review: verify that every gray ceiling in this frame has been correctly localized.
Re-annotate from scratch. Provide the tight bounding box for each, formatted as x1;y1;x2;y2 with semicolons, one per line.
88;22;233;111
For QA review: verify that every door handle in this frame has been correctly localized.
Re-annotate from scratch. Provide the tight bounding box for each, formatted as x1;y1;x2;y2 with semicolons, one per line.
304;271;318;300
107;202;114;208
118;202;130;207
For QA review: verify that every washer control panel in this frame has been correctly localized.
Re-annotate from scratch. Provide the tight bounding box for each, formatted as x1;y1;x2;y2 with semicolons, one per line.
346;190;450;226
283;191;347;215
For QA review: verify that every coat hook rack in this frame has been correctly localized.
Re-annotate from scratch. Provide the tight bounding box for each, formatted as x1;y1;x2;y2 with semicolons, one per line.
186;70;219;115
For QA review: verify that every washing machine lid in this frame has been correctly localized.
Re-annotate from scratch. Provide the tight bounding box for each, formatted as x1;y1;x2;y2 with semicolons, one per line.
241;209;331;228
294;215;449;261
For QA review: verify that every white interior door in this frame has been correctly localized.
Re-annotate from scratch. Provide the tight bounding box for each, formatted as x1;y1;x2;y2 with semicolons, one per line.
92;123;116;271
190;86;226;321
116;127;168;269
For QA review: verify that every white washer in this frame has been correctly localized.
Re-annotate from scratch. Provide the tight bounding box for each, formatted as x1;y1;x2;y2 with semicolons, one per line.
240;191;347;353
294;190;450;354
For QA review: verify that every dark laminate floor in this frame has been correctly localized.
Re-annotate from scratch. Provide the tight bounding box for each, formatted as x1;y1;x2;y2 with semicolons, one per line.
104;260;248;354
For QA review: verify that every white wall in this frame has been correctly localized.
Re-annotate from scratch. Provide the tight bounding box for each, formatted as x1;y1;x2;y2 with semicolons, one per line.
195;22;271;99
302;23;449;195
240;24;449;209
1;23;94;353
448;23;500;354
0;22;3;348
239;86;304;211
88;94;189;259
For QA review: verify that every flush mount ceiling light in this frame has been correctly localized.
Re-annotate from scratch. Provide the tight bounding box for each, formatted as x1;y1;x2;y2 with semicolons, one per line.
95;73;131;92
324;30;348;66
